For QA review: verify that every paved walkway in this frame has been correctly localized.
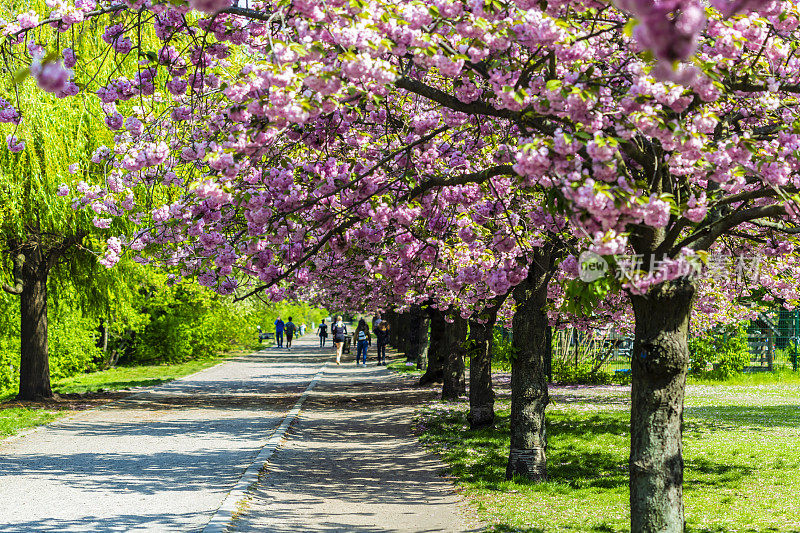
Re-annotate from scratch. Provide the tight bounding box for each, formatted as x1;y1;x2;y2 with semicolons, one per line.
0;335;474;532
229;350;474;532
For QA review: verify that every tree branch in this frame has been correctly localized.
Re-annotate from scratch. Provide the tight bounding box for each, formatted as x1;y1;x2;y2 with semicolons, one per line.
400;164;517;202
748;219;800;234
221;6;276;21
233;216;360;301
677;204;786;251
2;254;24;295
395;77;518;121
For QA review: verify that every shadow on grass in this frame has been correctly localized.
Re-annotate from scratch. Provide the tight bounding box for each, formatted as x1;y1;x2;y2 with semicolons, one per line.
685;526;788;533
423;409;630;492
423;406;761;496
490;523;623;532
57;379;172;393
685;405;800;429
684;457;754;488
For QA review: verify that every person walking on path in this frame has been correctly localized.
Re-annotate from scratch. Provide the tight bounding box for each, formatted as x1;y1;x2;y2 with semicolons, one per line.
285;317;297;350
274;317;285;348
354;319;371;366
331;316;348;365
375;321;389;365
317;320;328;348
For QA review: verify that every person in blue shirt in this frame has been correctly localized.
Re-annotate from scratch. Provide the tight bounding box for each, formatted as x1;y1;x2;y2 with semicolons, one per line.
274;317;285;348
354;318;371;366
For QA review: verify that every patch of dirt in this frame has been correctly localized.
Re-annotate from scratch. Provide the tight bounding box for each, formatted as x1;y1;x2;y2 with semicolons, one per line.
0;391;130;411
309;355;441;409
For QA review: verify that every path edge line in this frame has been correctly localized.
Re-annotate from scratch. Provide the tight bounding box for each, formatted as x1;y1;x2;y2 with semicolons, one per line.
202;361;328;533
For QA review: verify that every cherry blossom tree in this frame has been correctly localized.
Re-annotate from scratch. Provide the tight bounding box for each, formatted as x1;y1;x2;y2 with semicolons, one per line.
6;0;800;530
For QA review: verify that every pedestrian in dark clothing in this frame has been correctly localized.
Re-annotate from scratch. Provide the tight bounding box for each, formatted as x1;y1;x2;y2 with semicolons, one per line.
274;317;285;348
375;321;389;365
331;316;348;364
317;319;328;347
354;318;371;366
285;317;297;350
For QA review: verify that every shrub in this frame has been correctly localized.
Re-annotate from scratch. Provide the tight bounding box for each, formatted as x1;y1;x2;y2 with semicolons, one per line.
689;324;751;379
552;360;617;385
492;327;514;370
48;312;103;380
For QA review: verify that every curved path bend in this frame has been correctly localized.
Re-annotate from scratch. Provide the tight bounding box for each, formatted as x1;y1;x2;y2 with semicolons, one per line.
0;334;475;532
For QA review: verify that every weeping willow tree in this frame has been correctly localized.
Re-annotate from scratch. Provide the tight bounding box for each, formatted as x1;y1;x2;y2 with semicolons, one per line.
0;83;121;398
0;0;145;399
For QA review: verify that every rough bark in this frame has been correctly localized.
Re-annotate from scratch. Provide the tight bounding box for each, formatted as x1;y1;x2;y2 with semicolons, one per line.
467;296;506;429
441;313;468;401
385;309;398;346
467;319;494;428
419;307;446;385
16;248;53;400
506;249;552;481
406;304;430;366
629;279;694;533
396;312;410;354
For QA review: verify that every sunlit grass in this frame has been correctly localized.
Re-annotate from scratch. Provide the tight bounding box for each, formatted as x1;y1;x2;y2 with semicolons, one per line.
387;357;423;375
0;408;61;437
417;381;800;532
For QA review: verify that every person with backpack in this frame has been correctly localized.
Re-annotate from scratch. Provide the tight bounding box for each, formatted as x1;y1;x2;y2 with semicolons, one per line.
317;319;328;348
331;316;348;365
274;317;285;348
284;317;297;350
375;321;389;365
354;318;371;366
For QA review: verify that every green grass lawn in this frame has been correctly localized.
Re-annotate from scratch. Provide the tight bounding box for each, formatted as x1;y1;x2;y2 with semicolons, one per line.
0;347;261;439
0;408;62;437
387;357;423;375
417;381;800;532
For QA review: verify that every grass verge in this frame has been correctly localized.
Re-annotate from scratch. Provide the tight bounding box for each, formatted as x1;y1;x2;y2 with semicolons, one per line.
387;357;423;376
416;382;800;532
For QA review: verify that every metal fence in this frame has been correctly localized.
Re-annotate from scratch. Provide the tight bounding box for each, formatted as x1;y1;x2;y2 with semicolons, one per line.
551;328;633;375
546;309;800;377
746;310;800;371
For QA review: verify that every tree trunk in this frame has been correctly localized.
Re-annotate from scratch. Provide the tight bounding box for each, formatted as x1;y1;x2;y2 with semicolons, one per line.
419;308;446;385
17;249;53;401
506;250;552;481
545;325;553;383
385;309;397;346
468;318;495;428
99;319;109;352
629;280;694;533
442;313;467;401
396;312;410;355
406;304;430;366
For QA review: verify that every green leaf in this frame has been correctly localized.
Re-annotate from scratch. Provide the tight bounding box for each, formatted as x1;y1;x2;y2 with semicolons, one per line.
623;19;638;37
546;79;562;91
13;68;30;85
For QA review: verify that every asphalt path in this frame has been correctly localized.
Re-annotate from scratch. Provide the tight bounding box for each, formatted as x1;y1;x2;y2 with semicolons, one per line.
0;334;474;532
0;344;324;532
228;356;476;533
